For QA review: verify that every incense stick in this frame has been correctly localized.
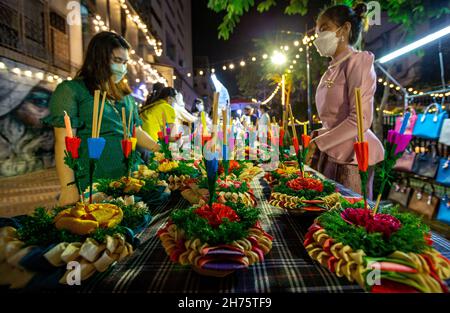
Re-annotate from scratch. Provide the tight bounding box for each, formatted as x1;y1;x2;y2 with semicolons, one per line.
121;107;127;140
288;103;298;139
96;91;107;138
354;88;364;142
127;106;133;138
92;90;100;138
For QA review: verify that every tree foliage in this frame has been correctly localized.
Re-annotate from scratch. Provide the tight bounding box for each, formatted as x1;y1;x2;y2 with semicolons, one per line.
208;0;450;40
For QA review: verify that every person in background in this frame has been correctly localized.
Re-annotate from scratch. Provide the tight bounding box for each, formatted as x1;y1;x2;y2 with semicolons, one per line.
241;105;258;127
258;105;271;130
140;84;179;142
44;31;160;206
306;3;384;199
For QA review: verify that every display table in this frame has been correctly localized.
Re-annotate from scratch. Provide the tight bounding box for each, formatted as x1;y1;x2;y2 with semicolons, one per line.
76;169;450;293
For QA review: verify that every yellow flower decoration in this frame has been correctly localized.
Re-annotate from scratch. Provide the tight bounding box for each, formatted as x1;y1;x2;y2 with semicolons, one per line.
158;161;179;173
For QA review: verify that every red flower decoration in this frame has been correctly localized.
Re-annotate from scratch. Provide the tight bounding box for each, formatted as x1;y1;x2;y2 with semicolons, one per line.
121;139;132;158
340;208;401;238
157;131;164;140
292;137;299;154
194;203;240;228
65;136;81;159
301;134;311;148
286;177;324;192
354;142;369;172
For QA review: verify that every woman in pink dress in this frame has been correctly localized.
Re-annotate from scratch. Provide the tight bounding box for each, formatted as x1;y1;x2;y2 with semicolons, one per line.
307;3;384;199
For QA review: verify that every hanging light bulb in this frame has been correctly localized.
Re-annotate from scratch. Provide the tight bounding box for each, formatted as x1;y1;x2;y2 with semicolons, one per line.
251;56;256;62
262;53;268;59
211;68;215;73
240;60;246;67
294;40;299;46
229;63;235;69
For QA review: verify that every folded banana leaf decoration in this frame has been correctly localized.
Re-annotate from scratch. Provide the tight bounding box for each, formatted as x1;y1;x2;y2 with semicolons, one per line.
87;137;106;204
205;151;219;206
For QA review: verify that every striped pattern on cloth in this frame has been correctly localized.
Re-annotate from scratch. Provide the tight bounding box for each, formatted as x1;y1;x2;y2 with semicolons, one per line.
77;172;450;293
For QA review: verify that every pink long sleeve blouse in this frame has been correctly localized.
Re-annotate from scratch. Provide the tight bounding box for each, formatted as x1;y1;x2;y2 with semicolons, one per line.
313;46;384;166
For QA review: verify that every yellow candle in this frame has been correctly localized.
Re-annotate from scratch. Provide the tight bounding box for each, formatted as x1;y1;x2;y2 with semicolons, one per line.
222;109;227;144
64;111;73;138
201;111;207;135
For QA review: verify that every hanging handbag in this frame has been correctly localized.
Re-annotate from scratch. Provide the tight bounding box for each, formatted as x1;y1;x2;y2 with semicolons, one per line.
438;119;450;146
388;178;412;207
412;145;440;178
408;184;439;220
436;193;450;225
394;150;416;172
412;103;448;139
394;108;417;135
436;157;450;186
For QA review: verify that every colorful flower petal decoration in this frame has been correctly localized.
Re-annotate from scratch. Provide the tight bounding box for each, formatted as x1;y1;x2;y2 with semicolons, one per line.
304;206;450;293
157;201;273;277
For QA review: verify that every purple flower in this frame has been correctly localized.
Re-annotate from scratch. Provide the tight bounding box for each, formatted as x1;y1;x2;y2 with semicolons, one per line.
394;134;412;155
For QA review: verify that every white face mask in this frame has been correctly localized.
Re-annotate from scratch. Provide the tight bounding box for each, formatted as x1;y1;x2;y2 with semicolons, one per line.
196;103;204;112
313;28;342;57
111;63;127;83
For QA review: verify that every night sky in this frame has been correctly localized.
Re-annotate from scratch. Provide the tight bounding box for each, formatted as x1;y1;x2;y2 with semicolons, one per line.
192;1;450;98
192;0;328;96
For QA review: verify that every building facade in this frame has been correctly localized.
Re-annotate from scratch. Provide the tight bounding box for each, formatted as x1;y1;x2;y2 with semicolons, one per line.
0;0;195;177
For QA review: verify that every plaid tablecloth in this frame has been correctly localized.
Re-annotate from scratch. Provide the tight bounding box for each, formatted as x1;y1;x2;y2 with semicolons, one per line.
79;172;450;293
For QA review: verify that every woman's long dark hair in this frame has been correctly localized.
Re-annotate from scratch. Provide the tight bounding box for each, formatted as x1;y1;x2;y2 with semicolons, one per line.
140;83;176;112
76;31;132;100
319;3;367;45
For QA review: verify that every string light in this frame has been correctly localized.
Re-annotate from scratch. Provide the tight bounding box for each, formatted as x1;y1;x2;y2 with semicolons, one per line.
294;40;299;46
229;63;235;69
211;68;215;73
260;82;282;104
187;73;191;77
251;56;256;62
222;65;227;70
262;54;268;59
240;60;246;67
199;70;204;75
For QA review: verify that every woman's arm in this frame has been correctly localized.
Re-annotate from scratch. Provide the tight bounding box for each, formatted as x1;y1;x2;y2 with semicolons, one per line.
54;127;80;206
136;126;161;151
312;52;376;152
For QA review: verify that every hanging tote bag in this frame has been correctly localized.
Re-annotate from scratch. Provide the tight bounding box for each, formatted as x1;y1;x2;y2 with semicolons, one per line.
408;184;439;220
436;157;450;186
388;178;412;207
394;108;418;135
438;119;450;146
412;103;448;139
394;150;416;172
412;147;440;179
436;193;450;225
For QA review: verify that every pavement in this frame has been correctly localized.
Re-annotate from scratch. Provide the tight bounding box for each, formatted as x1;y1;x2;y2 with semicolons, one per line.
0;168;59;217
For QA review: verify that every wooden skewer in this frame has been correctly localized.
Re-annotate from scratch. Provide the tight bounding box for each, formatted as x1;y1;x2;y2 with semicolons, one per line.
127;106;133;138
121;107;127;140
354;88;364;142
222;109;227;143
92;90;100;138
96;91;107;138
288;103;298;139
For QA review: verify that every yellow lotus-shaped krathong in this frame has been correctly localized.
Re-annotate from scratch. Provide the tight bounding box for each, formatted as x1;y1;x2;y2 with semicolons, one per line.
54;202;123;235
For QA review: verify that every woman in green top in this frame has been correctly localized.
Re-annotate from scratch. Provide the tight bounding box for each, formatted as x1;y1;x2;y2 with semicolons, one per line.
44;32;160;206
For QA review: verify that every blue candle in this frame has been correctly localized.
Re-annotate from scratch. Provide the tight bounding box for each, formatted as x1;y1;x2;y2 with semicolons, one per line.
399;112;411;134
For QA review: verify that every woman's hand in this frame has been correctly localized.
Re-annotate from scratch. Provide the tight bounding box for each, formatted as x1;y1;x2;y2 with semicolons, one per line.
305;141;318;164
58;185;80;206
136;126;160;152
